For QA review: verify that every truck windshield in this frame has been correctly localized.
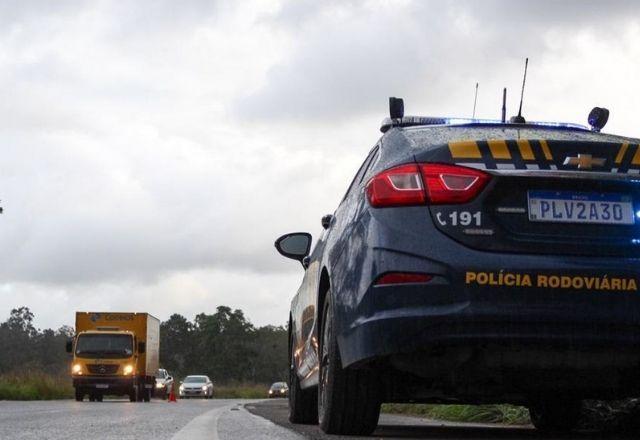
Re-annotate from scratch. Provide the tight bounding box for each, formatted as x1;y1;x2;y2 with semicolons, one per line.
75;334;133;358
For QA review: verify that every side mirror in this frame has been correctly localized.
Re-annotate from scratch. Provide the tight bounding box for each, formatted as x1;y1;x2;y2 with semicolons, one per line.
168;376;173;381
275;233;312;267
138;341;146;354
65;339;73;354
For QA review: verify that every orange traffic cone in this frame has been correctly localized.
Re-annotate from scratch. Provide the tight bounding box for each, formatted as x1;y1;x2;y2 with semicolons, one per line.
168;382;177;402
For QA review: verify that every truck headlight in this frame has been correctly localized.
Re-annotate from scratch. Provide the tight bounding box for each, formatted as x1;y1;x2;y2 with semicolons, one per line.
123;364;134;375
156;382;164;388
72;364;82;374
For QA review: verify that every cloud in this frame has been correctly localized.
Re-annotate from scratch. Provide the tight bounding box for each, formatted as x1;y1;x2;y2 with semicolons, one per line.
1;1;640;329
237;0;640;123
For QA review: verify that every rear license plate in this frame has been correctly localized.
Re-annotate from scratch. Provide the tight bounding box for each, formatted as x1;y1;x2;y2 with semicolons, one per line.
528;191;635;225
95;384;109;389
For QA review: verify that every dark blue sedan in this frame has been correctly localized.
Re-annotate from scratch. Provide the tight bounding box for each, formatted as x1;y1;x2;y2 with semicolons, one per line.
276;100;640;435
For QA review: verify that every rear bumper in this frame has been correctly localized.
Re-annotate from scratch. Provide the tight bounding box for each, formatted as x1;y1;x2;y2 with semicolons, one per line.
339;290;640;367
338;283;640;400
336;225;640;366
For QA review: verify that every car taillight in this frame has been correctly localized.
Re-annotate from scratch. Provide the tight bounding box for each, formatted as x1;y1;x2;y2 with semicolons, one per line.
366;163;489;207
365;164;425;207
374;272;433;285
419;163;489;204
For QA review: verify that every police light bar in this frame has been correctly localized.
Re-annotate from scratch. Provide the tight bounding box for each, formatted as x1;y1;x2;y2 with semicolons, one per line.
380;116;588;133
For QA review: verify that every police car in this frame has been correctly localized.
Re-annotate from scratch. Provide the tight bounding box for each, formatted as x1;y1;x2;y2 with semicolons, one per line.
275;99;640;435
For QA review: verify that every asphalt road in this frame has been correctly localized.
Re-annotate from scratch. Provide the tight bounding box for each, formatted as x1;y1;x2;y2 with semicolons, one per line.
0;398;301;440
1;398;637;440
247;399;639;440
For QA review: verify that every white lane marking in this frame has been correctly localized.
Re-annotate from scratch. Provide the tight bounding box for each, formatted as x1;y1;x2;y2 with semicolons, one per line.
218;405;305;440
171;403;232;440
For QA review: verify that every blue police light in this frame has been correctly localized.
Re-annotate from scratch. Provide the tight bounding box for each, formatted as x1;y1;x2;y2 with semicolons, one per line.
380;116;589;133
632;239;640;245
635;210;640;219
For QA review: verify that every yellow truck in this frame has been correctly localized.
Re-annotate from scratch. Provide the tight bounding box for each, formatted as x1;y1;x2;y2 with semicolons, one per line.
66;312;160;402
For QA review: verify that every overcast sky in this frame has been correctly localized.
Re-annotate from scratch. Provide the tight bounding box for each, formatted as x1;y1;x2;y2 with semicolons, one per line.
2;0;640;330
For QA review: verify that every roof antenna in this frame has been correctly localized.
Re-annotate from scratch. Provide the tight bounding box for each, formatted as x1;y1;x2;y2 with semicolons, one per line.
472;82;479;119
510;57;528;123
501;87;507;123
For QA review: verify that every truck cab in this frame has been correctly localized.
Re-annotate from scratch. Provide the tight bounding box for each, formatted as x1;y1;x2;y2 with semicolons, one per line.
67;312;159;402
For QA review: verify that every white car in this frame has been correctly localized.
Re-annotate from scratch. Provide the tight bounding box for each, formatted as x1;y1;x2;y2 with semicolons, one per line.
154;368;174;398
179;375;214;399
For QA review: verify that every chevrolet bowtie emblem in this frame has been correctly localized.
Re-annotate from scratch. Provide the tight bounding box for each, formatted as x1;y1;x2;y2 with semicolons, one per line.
562;154;606;170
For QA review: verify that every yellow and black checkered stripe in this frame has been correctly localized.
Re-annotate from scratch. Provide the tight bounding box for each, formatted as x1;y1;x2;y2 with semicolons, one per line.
446;139;640;173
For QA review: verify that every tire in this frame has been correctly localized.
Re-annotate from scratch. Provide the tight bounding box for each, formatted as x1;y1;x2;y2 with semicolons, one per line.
143;386;151;402
89;394;96;402
288;328;318;424
75;388;83;402
96;393;103;402
129;387;137;402
318;292;380;435
136;383;144;402
528;399;581;433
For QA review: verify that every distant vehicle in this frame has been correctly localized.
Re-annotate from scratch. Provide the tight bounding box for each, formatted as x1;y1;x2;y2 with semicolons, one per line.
268;382;289;398
179;375;214;399
277;98;640;435
66;312;160;403
155;368;174;398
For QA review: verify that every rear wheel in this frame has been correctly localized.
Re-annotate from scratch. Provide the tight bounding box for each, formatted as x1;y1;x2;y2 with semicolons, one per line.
74;388;83;402
143;385;151;402
96;393;103;402
529;399;581;433
318;292;380;435
288;328;318;424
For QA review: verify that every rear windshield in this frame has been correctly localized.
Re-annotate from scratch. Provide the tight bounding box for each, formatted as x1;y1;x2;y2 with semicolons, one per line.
404;126;639;148
75;334;133;358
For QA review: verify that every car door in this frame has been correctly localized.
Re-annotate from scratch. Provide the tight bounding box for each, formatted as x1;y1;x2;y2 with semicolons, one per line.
292;144;381;387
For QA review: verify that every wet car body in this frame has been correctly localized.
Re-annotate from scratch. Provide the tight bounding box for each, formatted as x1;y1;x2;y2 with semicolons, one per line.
280;116;640;434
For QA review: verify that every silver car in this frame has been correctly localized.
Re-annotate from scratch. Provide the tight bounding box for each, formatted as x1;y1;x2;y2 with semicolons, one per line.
179;375;214;399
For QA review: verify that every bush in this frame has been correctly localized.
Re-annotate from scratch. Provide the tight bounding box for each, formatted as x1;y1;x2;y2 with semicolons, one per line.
382;403;530;425
213;382;269;399
0;372;73;400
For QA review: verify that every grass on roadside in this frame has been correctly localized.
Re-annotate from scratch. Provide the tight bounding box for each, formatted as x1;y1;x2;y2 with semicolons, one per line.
382;403;531;425
213;382;270;399
0;372;73;400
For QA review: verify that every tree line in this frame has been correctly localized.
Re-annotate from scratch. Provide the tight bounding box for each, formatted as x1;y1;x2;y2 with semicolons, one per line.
0;306;288;384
